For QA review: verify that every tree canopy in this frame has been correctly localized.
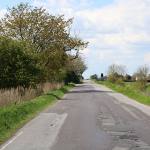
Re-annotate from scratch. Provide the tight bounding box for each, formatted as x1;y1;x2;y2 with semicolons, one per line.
0;36;41;88
0;3;88;88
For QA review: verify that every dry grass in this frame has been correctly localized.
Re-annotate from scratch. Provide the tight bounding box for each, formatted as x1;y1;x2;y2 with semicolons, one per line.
0;82;64;106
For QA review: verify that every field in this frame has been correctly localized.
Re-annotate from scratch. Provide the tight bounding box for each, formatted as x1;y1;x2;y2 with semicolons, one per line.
96;80;150;105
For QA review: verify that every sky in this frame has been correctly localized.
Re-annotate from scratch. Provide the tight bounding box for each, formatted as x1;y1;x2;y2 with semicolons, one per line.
0;0;150;78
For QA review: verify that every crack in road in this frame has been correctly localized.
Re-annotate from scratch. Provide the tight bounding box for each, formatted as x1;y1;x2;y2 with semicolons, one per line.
98;105;150;150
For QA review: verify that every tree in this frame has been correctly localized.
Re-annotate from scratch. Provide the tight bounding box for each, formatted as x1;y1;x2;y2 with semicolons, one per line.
0;3;88;81
0;3;88;84
124;74;132;82
90;74;98;80
66;56;87;75
134;65;149;90
0;36;41;88
65;56;87;84
107;64;126;83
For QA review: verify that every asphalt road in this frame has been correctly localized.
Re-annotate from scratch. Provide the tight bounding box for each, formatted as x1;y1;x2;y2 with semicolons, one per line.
1;81;150;150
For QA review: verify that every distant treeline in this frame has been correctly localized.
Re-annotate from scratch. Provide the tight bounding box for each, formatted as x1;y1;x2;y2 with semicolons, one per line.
91;64;150;90
0;3;88;89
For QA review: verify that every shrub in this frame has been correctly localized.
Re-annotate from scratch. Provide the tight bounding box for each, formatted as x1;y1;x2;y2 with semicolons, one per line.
134;65;149;91
65;71;81;84
107;64;126;83
115;78;125;86
108;73;124;83
90;74;98;80
0;37;41;88
135;80;147;91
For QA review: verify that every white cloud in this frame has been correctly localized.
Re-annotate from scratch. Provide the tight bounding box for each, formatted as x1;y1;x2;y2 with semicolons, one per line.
0;9;6;18
74;0;150;73
5;0;149;76
78;0;150;43
144;53;150;64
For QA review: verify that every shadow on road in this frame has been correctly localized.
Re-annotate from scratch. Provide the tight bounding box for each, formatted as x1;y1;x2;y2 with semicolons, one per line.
68;90;115;94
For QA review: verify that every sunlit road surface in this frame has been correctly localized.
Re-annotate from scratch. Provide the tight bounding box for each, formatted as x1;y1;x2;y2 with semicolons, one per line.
1;81;150;150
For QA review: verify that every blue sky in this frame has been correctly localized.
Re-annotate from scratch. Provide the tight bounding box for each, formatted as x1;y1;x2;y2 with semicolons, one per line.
0;0;150;78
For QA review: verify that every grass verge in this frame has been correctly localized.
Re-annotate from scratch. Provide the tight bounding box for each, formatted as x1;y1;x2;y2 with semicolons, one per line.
96;80;150;105
0;84;74;144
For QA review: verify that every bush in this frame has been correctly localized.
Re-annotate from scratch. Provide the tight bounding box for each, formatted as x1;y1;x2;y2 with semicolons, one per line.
90;74;98;80
64;71;81;84
124;74;132;82
135;80;147;91
108;73;124;83
0;37;41;88
115;78;125;86
134;65;149;91
107;64;126;83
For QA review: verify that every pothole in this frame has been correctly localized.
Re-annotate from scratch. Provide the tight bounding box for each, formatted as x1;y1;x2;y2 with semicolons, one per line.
107;130;150;149
119;134;138;141
112;146;129;150
107;131;129;137
97;109;150;149
98;113;116;127
133;140;150;149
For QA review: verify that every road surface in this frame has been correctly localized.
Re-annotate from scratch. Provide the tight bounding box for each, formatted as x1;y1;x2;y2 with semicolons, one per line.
1;81;150;150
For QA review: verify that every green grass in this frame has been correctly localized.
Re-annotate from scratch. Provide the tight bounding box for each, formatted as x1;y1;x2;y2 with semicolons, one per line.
0;84;74;144
96;80;150;105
